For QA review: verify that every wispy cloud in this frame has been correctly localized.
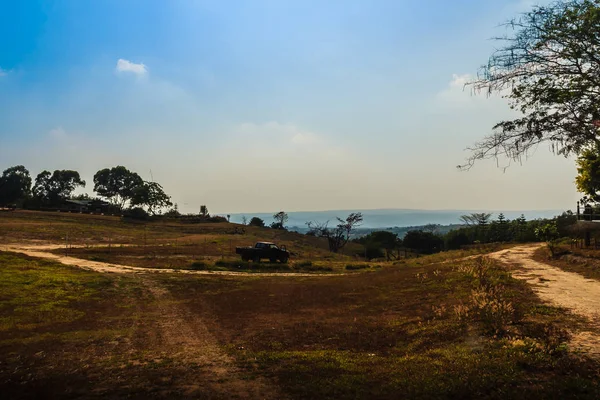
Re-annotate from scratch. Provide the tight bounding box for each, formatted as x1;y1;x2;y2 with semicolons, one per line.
115;59;147;75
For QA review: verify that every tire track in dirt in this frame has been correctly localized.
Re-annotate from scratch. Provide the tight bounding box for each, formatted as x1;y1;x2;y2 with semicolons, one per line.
138;276;282;399
489;244;600;356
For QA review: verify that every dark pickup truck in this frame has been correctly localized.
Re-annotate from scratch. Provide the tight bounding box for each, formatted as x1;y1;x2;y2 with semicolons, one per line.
235;242;290;263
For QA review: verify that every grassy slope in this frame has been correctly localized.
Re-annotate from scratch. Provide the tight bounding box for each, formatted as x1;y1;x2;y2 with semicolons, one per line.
0;210;363;260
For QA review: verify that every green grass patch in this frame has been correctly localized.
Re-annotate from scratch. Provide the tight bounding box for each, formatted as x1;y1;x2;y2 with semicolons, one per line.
0;252;114;333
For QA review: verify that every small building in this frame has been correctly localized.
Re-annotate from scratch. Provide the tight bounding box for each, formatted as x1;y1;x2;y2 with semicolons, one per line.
64;199;110;214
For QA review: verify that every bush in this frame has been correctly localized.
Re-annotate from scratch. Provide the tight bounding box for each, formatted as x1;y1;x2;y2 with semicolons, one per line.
403;230;444;254
295;261;313;268
345;264;370;270
364;245;385;260
207;215;228;223
189;261;207;270
215;260;243;268
248;217;265;227
163;208;181;217
122;207;149;220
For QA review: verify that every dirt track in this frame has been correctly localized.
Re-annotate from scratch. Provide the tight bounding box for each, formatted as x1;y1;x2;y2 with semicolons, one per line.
137;277;282;399
0;243;341;277
489;244;600;356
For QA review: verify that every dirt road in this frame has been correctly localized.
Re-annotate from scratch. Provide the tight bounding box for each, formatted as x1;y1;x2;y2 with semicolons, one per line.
489;244;600;356
0;243;340;277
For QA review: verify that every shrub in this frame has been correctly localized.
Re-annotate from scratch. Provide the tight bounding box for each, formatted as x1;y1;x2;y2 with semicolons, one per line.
122;207;149;220
455;257;518;336
207;215;228;223
189;261;207;270
522;322;571;355
248;217;265;227
345;264;370;270
295;261;313;268
215;260;243;268
294;262;333;272
365;245;385;260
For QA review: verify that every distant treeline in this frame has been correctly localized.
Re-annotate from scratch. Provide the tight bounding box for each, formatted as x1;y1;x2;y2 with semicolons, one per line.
352;212;577;259
0;165;173;217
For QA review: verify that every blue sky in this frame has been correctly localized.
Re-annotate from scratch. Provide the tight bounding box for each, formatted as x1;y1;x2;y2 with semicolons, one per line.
0;0;576;214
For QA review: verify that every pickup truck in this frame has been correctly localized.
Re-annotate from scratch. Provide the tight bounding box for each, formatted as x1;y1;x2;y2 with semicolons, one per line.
235;242;290;263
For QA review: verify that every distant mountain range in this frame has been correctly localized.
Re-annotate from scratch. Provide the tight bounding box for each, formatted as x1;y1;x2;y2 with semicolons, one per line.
227;208;569;230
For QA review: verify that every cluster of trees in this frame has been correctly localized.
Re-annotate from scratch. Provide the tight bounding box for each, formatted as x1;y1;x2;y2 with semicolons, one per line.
93;166;172;214
354;212;577;259
0;164;172;215
244;211;290;230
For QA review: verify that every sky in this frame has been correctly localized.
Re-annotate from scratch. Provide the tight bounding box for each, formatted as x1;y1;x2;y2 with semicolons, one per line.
0;0;577;214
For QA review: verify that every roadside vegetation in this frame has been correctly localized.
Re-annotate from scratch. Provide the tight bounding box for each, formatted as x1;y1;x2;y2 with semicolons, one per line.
533;242;600;282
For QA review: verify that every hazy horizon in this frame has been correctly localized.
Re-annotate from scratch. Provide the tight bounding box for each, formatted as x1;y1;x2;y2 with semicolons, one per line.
225;208;569;229
1;0;577;215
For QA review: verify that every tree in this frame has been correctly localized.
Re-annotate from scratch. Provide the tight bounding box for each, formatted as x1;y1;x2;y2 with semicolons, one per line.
0;165;32;205
358;230;400;260
462;1;600;169
445;230;471;250
131;181;173;215
490;213;511;242
422;224;441;233
200;205;208;217
271;211;289;230
33;170;86;206
241;215;248;225
93;166;143;210
460;213;492;226
307;212;363;253
248;217;265;227
575;143;600;202
403;230;444;254
535;221;560;257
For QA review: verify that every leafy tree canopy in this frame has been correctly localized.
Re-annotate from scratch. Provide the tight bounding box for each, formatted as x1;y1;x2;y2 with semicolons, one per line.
463;0;600;168
33;170;86;206
0;165;32;205
93;166;143;209
575;143;600;202
248;217;265;227
271;211;289;230
131;181;173;215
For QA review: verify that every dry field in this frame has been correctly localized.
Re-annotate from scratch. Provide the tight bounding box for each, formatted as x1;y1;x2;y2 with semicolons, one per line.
1;211;599;399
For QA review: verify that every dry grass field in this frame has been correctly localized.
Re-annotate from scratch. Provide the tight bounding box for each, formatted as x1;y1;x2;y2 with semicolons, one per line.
1;211;599;399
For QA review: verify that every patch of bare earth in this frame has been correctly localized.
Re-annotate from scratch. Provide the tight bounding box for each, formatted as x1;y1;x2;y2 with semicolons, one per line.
138;277;282;399
489;244;600;357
